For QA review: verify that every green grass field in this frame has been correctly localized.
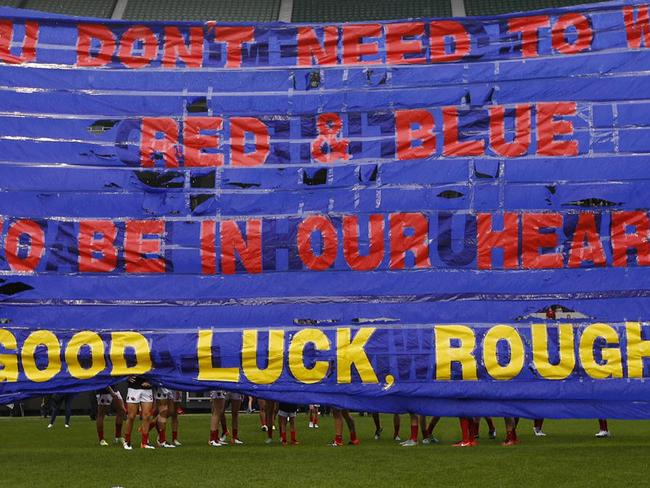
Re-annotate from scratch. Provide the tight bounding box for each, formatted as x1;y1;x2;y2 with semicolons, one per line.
1;413;649;487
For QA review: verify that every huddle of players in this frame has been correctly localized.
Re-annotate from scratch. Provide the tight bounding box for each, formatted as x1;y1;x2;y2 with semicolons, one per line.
94;376;181;450
96;376;613;449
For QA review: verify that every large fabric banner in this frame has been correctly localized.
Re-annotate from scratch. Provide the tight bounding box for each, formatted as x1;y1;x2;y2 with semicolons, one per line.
2;0;650;417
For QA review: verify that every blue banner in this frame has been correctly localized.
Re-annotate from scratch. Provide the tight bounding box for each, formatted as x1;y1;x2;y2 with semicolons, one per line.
2;1;650;418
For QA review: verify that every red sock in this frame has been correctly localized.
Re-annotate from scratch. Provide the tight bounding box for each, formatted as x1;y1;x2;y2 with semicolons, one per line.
125;432;131;445
599;419;608;431
460;418;471;443
97;427;104;441
142;431;149;446
233;428;238;440
410;424;418;441
350;431;358;442
335;434;343;444
115;424;122;438
158;427;166;443
210;430;218;442
314;417;318;425
281;431;287;443
291;431;297;442
172;430;178;441
512;429;518;442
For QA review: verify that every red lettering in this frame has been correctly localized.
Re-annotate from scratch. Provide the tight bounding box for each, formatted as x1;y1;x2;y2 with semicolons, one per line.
429;21;471;63
220;220;262;274
395;109;436;160
443;107;485;156
297;216;338;271
311;113;350;163
389;213;430;269
124;220;165;273
536;102;578;156
0;20;38;65
140;118;179;168
342;215;385;271
76;23;114;67
5;220;44;272
552;13;592;54
385;22;425;65
215;26;254;68
230;117;270;167
508;15;550;58
489;104;532;157
200;220;217;274
624;5;650;49
78;220;118;272
477;213;519;269
117;26;158;69
522;213;564;269
567;213;606;268
342;24;381;65
297;26;338;66
611;211;650;267
183;117;224;167
162;26;203;68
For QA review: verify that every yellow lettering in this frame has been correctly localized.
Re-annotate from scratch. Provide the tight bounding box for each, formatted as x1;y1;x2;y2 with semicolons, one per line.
483;325;525;380
109;331;151;376
531;324;575;380
242;329;284;384
626;322;650;378
0;329;18;382
578;323;623;379
65;331;106;380
22;330;61;383
196;329;239;382
288;328;330;384
336;327;378;384
434;325;477;380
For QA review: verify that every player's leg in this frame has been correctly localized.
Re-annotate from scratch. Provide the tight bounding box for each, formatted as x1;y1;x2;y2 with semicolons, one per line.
63;395;73;427
156;397;173;447
372;412;382;439
533;418;546;436
48;394;61;428
96;402;109;445
258;398;267;431
502;417;519;446
453;417;474;447
230;395;243;444
279;414;288;445
110;391;126;444
400;413;419;447
123;399;139;449
393;413;401;441
170;397;180;446
290;415;298;444
485;417;496;439
420;415;440;444
209;395;226;447
264;400;277;441
139;399;155;448
342;409;359;445
331;407;344;446
219;408;229;442
596;419;610;437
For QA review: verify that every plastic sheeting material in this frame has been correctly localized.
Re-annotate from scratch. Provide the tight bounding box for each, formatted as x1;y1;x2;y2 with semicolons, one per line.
1;1;650;418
